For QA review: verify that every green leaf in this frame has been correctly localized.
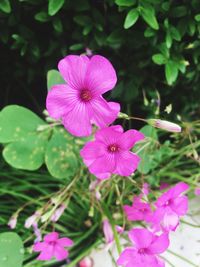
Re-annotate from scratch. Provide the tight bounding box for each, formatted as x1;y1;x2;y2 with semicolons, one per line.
152;54;166;65
69;43;84;51
47;69;65;91
52;18;63;33
115;0;136;7
3;131;49;170
124;8;139;29
48;0;65;16
34;11;49;22
0;0;11;14
171;6;187;18
0;105;45;143
0;232;24;267
165;60;178;85
140;5;159;30
195;14;200;22
166;31;172;48
45;128;79;179
144;27;155;37
170;26;181;41
73;15;92;26
140;125;158;140
83;25;92;35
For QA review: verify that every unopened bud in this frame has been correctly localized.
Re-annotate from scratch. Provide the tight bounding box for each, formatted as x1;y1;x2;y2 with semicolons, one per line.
148;119;181;133
8;215;18;229
118;112;130;120
25;211;41;228
51;204;66;222
79;257;94;267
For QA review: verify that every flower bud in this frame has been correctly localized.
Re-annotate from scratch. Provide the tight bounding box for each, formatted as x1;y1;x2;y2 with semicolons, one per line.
148;119;181;133
194;187;200;196
118;112;129;120
8;215;18;229
51;204;66;222
103;219;113;244
79;257;93;267
25;211;41;228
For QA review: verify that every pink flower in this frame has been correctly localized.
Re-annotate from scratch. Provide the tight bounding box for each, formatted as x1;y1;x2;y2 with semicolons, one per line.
142;183;149;196
80;125;144;179
33;232;73;261
150;182;189;231
103;219;123;245
50;204;66;222
194;187;200;196
117;228;169;267
124;196;152;222
25;211;41;228
46;55;120;137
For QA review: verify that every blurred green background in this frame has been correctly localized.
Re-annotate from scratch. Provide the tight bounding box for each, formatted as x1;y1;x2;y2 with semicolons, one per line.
1;0;200;121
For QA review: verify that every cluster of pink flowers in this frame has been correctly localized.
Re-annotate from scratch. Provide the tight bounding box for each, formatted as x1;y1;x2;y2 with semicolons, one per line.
118;182;189;266
29;54;188;265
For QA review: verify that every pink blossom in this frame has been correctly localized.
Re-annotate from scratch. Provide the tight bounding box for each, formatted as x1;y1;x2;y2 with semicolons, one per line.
25;211;41;228
117;228;169;267
33;232;73;261
150;182;189;231
46;55;120;137
79;257;94;267
124;196;152;222
51;204;66;222
148;119;181;133
8;215;17;229
80;125;144;179
194;187;200;196
103;219;123;245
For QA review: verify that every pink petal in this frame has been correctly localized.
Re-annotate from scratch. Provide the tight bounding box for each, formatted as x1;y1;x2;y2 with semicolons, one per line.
148;233;169;254
103;219;113;244
44;232;59;242
96;172;111;180
85;55;117;95
57;237;73;247
37;245;54;261
114;151;140;176
117;248;137;265
195;187;200;195
109;125;124;133
46;84;78;120
128;228;153;249
95;126;123;145
171;196;188;216
89;97;120;128
33;242;47;252
163;210;179;231
54;244;68;261
118;130;145;149
80;141;106;160
89;154;116;176
58;55;89;89
62;102;92;137
124;205;144;221
170;182;189;198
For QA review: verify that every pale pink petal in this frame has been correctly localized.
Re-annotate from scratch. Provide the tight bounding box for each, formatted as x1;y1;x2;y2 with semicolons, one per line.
128;228;153;249
57;237;73;247
148;233;169;254
95;126;123;145
33;242;47;252
171;196;188;216
85;55;117;95
80;141;106;160
89;97;120;128
114;151;140;176
54;244;68;261
58;55;89;89
46;84;78;120
118;130;145;149
44;232;59;242
89;154;116;176
163;210;179;231
103;219;113;244
195;187;200;195
96;172;111;180
37;245;54;261
62;102;92;137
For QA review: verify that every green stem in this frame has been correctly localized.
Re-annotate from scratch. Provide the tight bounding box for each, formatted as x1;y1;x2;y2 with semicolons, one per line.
181;219;200;228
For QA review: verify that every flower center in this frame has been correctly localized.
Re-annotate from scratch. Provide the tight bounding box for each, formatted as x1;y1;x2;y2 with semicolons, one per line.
80;89;92;102
138;248;147;254
164;199;172;206
107;144;119;153
49;241;56;246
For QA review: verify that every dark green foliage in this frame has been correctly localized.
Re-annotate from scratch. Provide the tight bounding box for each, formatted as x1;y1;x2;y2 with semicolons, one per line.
1;0;200;119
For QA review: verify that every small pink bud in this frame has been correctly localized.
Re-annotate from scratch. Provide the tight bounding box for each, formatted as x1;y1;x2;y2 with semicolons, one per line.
8;215;17;229
103;219;113;244
25;211;41;228
33;223;42;243
51;204;66;222
95;191;101;200
115;225;124;234
142;183;149;196
148;119;181;133
89;180;100;191
194;187;200;196
85;48;93;58
79;257;93;267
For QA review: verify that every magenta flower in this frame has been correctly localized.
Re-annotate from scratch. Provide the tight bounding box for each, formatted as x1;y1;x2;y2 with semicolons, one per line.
46;55;120;137
194;187;200;196
117;228;169;267
33;232;73;261
150;182;189;231
124;196;152;222
80;125;144;179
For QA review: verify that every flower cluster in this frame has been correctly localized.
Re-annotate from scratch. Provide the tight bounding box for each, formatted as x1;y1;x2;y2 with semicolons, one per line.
118;182;189;266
